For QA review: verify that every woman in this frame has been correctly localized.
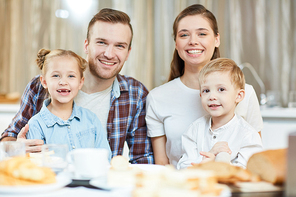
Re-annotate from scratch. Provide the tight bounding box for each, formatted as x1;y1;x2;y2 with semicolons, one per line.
146;4;263;167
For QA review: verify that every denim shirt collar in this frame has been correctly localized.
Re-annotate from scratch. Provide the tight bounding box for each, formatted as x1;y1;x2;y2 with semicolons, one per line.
39;98;81;127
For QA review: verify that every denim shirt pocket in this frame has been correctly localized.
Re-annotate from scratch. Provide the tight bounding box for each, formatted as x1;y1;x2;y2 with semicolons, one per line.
76;127;96;148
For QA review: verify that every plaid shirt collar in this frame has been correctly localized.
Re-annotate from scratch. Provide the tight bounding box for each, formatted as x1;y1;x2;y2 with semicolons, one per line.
113;75;129;97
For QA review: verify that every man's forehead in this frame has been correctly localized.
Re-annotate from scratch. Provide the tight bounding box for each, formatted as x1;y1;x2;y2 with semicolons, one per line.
89;21;132;42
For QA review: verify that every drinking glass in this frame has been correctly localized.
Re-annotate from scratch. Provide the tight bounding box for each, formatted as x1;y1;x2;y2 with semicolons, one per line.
42;144;68;174
266;90;281;107
288;91;296;108
0;141;26;161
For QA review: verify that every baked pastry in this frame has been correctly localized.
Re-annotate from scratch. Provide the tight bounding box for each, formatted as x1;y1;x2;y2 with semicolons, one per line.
0;156;56;185
247;149;287;184
189;161;259;184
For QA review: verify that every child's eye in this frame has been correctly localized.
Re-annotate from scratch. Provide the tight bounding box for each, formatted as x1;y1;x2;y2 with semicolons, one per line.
218;88;225;92
199;33;207;36
202;89;210;93
52;74;59;78
69;75;75;78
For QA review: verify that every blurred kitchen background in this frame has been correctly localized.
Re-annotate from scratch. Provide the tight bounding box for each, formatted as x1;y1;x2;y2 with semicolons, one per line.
0;0;296;149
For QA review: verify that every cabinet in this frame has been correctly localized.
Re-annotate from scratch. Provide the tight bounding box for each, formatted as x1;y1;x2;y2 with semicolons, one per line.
261;107;296;150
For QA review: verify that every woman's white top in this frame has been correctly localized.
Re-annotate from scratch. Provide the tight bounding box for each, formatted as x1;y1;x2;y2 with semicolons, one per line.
146;77;263;167
177;114;263;169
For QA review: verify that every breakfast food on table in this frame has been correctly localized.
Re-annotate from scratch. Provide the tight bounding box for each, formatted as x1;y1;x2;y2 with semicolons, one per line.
247;148;287;184
0;156;56;185
108;155;141;187
108;156;227;196
133;165;226;197
189;161;260;184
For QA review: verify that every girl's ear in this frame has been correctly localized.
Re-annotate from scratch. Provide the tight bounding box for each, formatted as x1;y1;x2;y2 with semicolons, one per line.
236;89;245;103
40;75;48;89
78;77;84;90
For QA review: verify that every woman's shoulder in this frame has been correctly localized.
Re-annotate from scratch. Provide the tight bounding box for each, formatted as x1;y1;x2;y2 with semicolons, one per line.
244;84;256;95
149;78;181;96
236;114;257;133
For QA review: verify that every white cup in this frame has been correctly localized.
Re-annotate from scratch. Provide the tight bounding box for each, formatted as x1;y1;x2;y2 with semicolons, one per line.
42;144;68;173
67;148;109;179
0;141;26;161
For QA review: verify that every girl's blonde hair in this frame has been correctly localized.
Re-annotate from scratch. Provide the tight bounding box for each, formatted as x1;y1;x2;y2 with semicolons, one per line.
198;58;245;90
36;49;87;77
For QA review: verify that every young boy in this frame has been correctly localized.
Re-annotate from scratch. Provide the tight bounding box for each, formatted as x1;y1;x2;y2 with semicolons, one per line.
177;58;263;169
27;49;111;160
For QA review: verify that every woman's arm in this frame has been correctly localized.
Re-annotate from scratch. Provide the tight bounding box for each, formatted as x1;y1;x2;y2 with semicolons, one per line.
151;135;169;165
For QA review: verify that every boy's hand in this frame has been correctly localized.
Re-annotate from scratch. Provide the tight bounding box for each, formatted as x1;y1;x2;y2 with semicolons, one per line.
209;141;232;156
200;151;215;163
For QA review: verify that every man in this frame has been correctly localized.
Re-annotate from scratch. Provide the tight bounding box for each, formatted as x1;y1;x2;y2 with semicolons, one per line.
1;8;154;164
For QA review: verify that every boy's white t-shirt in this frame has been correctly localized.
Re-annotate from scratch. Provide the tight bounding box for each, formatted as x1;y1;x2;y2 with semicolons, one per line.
74;85;112;132
177;114;263;169
146;77;263;168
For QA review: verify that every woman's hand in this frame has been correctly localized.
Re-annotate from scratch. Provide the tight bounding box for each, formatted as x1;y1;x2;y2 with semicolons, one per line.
209;141;231;156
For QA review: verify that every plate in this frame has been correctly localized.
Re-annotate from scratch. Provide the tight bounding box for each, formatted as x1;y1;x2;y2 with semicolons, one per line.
0;173;71;194
89;177;133;191
129;164;166;172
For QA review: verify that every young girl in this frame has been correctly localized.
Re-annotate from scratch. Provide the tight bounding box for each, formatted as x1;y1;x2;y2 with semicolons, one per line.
27;49;111;159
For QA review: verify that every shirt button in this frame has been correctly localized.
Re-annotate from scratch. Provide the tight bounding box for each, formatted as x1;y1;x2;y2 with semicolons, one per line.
213;136;216;139
68;126;70;129
72;146;75;149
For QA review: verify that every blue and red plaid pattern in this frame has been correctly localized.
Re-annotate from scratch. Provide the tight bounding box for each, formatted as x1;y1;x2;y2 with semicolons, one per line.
1;74;154;164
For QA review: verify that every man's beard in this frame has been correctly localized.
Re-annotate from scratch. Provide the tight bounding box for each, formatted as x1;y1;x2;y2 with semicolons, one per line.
88;58;122;80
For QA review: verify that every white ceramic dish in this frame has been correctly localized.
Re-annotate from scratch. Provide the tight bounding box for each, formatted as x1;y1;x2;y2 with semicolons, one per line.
129;164;165;172
0;173;71;194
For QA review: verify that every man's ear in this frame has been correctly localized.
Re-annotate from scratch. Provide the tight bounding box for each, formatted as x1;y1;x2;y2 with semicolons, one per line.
236;89;245;103
40;75;48;89
84;39;89;54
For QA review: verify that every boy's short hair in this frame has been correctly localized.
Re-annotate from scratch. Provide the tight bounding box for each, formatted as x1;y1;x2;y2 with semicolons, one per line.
199;58;245;90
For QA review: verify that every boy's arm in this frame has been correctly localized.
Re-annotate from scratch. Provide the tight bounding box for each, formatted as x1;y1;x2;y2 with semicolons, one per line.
177;125;201;169
233;132;263;168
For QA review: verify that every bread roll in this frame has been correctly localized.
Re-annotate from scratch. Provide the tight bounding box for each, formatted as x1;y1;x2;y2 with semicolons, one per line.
0;156;56;185
189;161;258;184
247;149;287;184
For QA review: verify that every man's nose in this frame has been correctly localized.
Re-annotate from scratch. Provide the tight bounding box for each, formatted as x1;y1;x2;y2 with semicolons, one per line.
104;45;115;59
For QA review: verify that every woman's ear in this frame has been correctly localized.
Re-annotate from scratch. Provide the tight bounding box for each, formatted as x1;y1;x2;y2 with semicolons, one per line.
236;89;245;103
40;75;48;89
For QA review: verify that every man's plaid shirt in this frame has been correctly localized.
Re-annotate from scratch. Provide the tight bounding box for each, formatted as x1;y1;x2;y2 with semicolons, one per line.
1;74;154;164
